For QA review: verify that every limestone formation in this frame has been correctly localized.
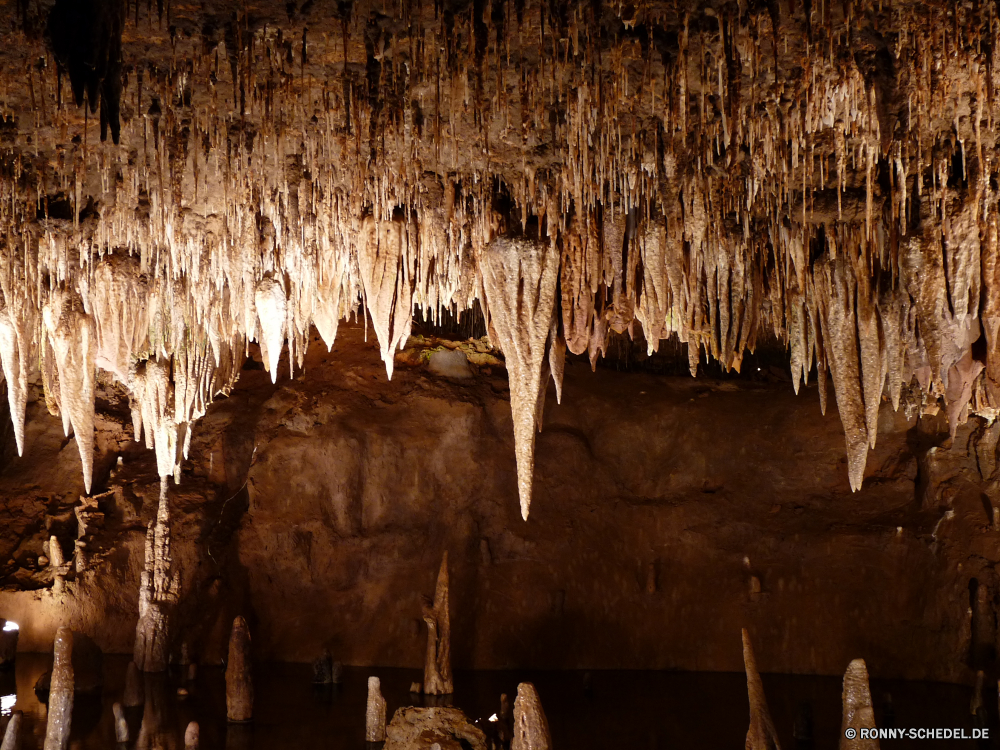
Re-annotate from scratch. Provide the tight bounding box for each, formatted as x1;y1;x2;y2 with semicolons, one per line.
226;616;253;723
133;478;180;672
366;676;387;742
42;628;73;750
511;683;552;750
384;707;488;750
840;659;879;750
0;0;997;516
47;537;67;594
112;702;129;743
0;711;21;750
481;238;560;520
421;553;453;695
184;722;199;750
742;629;780;750
0;620;16;668
122;661;144;707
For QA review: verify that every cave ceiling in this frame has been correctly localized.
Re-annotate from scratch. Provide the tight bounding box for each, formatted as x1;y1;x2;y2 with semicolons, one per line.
0;0;995;518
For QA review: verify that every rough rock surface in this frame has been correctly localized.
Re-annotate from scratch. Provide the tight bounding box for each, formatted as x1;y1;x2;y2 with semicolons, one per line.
743;629;780;750
42;628;73;750
384;706;488;750
840;659;879;750
511;683;552;750
0;324;998;682
226;616;253;723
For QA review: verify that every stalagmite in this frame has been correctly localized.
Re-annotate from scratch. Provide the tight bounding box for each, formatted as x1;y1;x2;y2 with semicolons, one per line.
421;552;453;695
42;628;73;750
511;683;552;750
0;711;21;750
226;616;253;723
840;659;879;750
113;702;129;743
184;722;199;750
742;629;780;750
48;537;66;594
133;479;180;672
481;239;559;519
366;676;387;742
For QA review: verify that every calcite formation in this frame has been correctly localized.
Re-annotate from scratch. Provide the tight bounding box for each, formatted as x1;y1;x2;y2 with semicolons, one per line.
226;616;254;723
42;628;73;750
0;711;20;750
840;659;879;750
0;1;997;518
384;707;488;750
511;683;553;750
366;676;387;742
742;629;780;750
422;552;453;695
133;478;180;672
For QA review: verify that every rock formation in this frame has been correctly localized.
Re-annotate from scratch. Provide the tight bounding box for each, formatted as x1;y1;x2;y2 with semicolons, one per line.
42;628;73;750
0;711;20;750
840;659;879;750
47;537;66;594
365;676;387;742
112;702;129;743
511;683;553;750
384;707;488;750
184;722;199;750
742;629;781;750
226;616;253;723
0;0;993;518
421;553;453;695
133;478;180;672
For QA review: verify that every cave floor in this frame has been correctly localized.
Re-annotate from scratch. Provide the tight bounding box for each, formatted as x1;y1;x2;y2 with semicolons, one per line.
0;655;979;749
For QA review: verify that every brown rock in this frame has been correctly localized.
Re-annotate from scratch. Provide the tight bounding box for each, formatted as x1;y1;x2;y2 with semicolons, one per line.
366;676;387;742
42;628;73;750
743;629;780;750
0;710;21;750
511;683;552;750
226;616;253;722
840;659;879;750
384;706;488;750
422;552;453;695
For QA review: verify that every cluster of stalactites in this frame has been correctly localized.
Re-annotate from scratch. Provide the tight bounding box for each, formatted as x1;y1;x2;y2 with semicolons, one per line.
0;1;998;516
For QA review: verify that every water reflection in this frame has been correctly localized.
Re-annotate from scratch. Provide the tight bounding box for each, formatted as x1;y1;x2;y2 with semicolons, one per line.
0;655;981;750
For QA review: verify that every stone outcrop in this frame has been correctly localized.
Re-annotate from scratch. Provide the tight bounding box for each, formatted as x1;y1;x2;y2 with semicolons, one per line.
384;707;488;750
422;553;453;695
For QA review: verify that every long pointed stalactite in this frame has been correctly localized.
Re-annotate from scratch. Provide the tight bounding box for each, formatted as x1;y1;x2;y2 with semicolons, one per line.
0;1;997;516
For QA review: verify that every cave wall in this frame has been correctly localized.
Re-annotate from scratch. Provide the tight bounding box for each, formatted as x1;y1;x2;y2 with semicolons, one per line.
0;324;994;684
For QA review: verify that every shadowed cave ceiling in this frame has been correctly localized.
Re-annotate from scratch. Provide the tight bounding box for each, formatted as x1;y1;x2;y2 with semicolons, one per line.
0;0;995;519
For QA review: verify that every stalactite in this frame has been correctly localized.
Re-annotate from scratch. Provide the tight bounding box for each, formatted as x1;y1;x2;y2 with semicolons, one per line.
481;238;559;520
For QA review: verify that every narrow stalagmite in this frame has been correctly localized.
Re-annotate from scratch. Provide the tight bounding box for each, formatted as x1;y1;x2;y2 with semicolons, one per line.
123;661;144;707
0;710;21;750
42;628;74;750
421;552;453;695
112;702;129;743
840;659;879;750
511;682;552;750
365;676;387;742
184;721;200;750
226;616;253;722
48;536;65;594
480;238;560;520
742;629;781;750
133;478;180;672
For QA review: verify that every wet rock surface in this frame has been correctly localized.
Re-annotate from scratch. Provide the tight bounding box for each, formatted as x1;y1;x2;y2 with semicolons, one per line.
384;706;488;750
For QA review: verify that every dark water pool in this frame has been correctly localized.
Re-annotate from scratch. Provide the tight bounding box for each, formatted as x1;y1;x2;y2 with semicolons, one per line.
0;654;988;748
